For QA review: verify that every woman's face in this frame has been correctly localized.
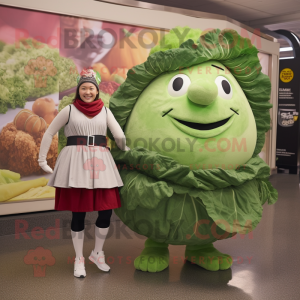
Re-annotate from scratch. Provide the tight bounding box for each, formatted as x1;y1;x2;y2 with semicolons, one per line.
79;83;98;103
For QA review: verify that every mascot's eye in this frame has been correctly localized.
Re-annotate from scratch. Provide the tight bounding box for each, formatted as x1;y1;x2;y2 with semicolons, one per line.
215;76;232;100
168;74;191;97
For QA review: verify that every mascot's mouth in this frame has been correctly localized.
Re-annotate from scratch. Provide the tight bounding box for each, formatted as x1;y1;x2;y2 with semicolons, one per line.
173;117;231;131
166;109;238;138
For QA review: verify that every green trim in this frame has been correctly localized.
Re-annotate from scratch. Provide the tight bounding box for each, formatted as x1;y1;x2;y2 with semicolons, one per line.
112;147;277;244
112;146;277;205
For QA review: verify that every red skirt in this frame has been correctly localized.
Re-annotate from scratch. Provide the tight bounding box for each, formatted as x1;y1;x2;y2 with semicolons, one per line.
54;187;121;212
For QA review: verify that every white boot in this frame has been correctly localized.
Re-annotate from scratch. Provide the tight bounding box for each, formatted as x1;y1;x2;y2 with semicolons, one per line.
71;229;86;277
89;250;110;272
74;256;86;278
89;226;110;272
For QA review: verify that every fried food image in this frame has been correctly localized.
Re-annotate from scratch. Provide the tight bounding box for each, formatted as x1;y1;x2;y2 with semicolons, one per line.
0;123;57;177
14;109;47;134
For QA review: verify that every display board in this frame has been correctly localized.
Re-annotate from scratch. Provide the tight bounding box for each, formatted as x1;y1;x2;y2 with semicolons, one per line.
276;58;300;173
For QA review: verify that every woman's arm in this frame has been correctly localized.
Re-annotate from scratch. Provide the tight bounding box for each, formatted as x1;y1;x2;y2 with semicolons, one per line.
106;108;129;151
38;105;70;171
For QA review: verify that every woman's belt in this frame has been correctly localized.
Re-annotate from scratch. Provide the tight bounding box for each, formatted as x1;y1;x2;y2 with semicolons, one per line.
67;135;107;147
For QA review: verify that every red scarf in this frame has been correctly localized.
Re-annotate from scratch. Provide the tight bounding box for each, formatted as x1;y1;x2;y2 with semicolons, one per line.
73;98;104;117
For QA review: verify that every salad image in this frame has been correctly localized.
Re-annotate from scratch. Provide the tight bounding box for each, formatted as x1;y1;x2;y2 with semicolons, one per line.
0;38;78;114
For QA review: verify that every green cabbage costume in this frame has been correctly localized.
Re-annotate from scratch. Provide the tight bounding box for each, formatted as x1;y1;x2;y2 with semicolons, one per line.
108;27;278;272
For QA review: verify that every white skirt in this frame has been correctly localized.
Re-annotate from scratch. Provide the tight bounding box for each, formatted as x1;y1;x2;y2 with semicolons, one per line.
47;145;124;189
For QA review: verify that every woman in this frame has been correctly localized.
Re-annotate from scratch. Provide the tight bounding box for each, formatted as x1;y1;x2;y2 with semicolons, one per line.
38;68;129;278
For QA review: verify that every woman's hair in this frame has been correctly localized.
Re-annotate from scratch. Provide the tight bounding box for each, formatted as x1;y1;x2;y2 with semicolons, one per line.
72;85;99;103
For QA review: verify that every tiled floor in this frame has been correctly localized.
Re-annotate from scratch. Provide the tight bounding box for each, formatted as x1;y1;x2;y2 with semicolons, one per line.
0;173;299;300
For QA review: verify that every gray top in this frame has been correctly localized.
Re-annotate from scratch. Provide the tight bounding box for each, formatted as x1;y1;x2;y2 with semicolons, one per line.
38;104;128;189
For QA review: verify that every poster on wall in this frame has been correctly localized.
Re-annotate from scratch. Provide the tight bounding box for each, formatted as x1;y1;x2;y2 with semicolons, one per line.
0;5;165;206
276;58;300;173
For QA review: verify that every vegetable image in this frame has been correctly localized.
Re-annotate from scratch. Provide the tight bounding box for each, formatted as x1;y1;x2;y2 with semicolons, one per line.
110;68;128;84
110;74;125;84
0;177;48;202
13;109;47;134
92;63;111;82
99;81;120;97
0;169;20;185
24;247;55;277
57;56;78;93
0;72;29;114
8;186;55;201
24;56;57;88
0;40;5;52
108;27;278;272
32;98;58;124
101;29;152;71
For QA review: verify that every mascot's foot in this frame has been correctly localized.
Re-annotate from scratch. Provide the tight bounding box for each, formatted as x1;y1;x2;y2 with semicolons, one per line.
134;239;169;272
185;243;232;271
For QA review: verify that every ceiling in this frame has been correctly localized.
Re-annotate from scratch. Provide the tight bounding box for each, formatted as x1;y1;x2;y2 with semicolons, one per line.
135;0;300;56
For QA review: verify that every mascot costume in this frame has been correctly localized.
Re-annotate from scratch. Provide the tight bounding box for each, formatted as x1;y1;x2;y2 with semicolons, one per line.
107;27;278;272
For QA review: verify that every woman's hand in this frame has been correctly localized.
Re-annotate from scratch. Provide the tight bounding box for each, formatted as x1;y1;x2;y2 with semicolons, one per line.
125;146;131;151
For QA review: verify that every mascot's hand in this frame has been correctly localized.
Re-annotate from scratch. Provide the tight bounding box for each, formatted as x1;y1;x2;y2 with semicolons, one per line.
125;146;131;151
39;161;53;174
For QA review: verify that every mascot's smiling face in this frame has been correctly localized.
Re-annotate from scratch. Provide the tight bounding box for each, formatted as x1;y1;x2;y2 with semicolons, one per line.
124;60;257;169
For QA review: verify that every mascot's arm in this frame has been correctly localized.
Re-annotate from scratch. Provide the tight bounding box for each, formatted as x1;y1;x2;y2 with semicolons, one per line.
106;108;129;151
